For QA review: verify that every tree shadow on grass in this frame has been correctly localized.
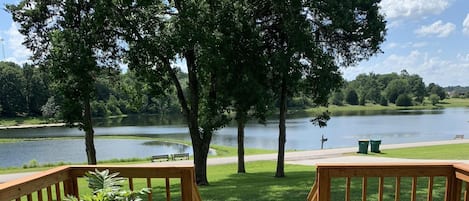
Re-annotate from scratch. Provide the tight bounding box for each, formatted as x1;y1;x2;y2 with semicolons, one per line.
198;170;316;201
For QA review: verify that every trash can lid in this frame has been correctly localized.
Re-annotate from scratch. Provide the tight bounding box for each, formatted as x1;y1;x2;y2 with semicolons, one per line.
358;139;370;141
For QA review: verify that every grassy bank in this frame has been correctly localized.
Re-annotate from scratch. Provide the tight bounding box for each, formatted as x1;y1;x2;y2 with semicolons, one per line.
0;117;52;127
367;143;469;160
302;97;469;116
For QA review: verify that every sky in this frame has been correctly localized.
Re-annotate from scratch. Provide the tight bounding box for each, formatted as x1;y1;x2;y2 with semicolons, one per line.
0;0;468;87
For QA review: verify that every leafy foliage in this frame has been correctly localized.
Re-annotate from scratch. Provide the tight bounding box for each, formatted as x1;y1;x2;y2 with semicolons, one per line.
429;94;440;105
395;94;413;106
345;89;359;105
65;169;150;201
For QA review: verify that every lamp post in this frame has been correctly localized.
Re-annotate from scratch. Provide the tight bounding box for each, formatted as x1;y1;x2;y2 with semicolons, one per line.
0;37;5;60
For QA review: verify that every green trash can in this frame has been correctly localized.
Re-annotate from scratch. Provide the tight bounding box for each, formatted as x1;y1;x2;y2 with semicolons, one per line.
370;140;381;153
357;139;369;154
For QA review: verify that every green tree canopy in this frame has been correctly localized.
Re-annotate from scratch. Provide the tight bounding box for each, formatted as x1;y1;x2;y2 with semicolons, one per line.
345;89;359;105
8;0;122;164
0;61;27;117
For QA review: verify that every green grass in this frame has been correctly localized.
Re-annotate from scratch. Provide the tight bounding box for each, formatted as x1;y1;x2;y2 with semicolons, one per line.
367;143;469;160
302;97;469;116
200;161;315;201
440;98;469;107
60;161;449;201
0;117;51;127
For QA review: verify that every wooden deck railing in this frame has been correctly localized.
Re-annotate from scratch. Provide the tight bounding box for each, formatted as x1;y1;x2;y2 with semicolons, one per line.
307;162;469;201
0;165;202;201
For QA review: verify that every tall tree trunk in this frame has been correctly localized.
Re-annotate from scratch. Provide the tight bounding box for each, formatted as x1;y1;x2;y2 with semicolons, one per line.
165;51;210;185
83;97;97;164
275;76;287;177
191;128;212;185
236;112;246;173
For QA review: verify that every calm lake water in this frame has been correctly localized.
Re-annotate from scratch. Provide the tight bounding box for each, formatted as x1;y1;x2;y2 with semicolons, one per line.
0;107;468;167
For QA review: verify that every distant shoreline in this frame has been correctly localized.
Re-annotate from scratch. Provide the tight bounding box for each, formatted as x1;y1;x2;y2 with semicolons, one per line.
0;123;66;130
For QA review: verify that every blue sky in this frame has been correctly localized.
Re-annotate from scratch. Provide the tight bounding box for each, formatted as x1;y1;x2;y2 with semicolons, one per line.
1;0;468;86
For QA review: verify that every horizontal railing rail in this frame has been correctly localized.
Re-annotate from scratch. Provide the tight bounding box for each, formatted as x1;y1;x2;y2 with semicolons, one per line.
308;162;469;201
0;165;201;201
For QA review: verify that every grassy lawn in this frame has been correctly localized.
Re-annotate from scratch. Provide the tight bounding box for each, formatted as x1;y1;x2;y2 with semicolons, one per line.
200;161;315;201
367;143;469;160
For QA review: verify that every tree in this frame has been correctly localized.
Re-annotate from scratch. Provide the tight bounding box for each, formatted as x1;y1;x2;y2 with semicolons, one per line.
41;96;60;119
427;83;446;100
385;79;409;103
345;89;359;105
107;0;236;185
379;95;388;106
0;61;27;117
429;94;440;105
8;0;121;164
202;2;273;174
23;63;50;116
254;0;386;177
407;74;426;103
395;94;413;106
329;91;344;106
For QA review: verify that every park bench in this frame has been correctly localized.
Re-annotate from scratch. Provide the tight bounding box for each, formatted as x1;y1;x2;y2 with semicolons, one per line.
172;153;190;160
151;154;170;162
455;134;464;139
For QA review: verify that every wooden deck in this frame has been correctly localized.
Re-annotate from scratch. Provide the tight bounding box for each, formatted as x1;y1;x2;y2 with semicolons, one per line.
0;165;201;201
307;162;469;201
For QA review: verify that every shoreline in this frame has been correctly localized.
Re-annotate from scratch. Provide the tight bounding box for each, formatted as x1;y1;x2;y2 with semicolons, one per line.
0;123;66;130
1;99;468;130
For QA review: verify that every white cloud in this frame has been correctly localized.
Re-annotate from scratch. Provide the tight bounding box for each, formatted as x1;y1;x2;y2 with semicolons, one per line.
380;0;450;20
384;42;427;50
414;20;455;37
5;23;31;64
463;13;469;36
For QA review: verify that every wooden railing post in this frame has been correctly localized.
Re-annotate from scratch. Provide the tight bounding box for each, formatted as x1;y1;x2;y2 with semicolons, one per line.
180;169;194;201
63;176;79;199
317;166;331;201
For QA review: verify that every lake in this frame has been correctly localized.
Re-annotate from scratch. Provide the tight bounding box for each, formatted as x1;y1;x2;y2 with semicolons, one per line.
0;107;468;167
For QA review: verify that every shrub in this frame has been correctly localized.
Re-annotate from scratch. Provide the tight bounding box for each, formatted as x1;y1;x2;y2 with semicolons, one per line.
345;89;359;105
379;96;388;106
429;94;440;105
395;94;413;106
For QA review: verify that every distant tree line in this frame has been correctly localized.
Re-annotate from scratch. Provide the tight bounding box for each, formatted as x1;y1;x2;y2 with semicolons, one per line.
2;61;457;120
329;70;449;107
445;86;469;98
0;61;182;118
